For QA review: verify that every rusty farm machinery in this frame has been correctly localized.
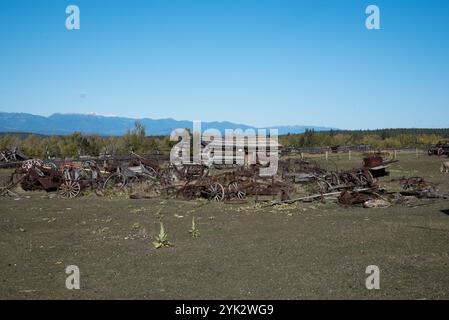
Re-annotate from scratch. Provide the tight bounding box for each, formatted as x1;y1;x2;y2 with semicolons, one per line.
1;150;399;204
0;152;164;198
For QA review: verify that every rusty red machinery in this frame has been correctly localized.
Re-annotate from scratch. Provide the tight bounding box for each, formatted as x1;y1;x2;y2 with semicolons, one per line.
362;155;398;178
0;151;166;198
155;163;291;202
285;154;398;194
19;162;96;198
1;151;398;202
428;141;449;156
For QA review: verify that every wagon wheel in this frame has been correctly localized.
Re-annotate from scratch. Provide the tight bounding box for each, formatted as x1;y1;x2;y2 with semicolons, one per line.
206;182;225;201
146;166;158;180
358;173;370;187
21;159;43;171
316;178;332;193
126;175;140;187
330;172;340;186
228;182;246;199
135;166;158;183
103;173;126;191
362;170;376;186
437;148;444;156
428;149;433;156
59;180;81;198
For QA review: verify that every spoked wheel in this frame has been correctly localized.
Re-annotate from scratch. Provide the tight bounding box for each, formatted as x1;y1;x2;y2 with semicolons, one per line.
145;166;158;180
59;180;81;198
358;173;368;186
206;182;225;201
359;170;375;187
21;159;43;171
317;179;332;193
103;173;126;192
126;175;140;187
330;172;340;186
228;182;246;199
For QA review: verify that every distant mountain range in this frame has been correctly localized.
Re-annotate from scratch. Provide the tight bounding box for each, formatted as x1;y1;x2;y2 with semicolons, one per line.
0;112;337;136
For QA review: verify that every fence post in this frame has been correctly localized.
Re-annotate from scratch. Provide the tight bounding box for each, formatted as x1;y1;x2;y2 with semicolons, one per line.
349;150;351;161
394;150;397;159
325;151;328;161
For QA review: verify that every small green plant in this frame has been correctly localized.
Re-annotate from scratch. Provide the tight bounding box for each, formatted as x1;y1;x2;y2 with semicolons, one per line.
189;216;200;238
153;222;172;249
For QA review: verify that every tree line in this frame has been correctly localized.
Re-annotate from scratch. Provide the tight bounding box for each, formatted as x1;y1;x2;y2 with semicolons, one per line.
1;124;448;159
0;122;174;159
278;128;449;150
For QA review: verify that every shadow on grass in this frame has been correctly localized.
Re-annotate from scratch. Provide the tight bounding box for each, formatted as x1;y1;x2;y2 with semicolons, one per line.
440;209;449;216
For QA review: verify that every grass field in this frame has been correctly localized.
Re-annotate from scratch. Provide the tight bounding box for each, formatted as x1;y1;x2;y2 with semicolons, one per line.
1;154;448;299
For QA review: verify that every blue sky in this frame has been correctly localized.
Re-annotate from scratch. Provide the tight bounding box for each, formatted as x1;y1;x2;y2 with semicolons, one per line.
0;0;448;130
